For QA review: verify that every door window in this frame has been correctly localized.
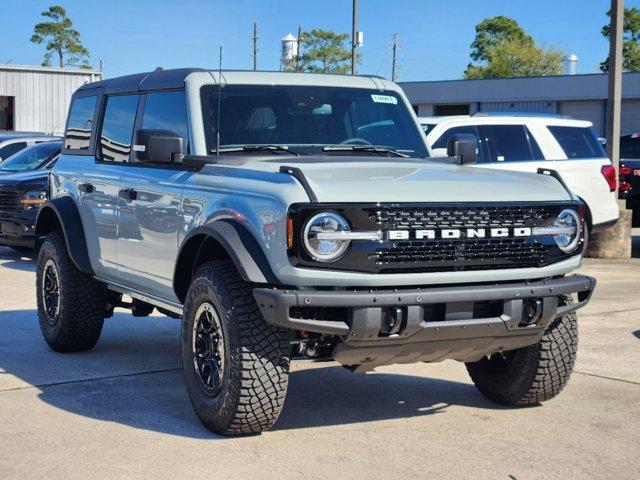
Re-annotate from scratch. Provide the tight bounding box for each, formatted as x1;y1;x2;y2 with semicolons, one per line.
141;90;189;152
478;125;544;162
432;125;486;162
65;96;97;150
99;95;139;163
0;141;27;160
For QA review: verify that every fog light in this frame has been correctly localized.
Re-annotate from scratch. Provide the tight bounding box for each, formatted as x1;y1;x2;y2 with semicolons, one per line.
521;299;543;326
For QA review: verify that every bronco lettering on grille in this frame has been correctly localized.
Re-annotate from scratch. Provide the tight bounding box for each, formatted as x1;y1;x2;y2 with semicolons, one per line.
386;227;533;241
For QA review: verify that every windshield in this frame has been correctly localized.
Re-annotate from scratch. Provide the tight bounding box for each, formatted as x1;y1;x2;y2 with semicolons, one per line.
201;85;428;158
0;142;61;172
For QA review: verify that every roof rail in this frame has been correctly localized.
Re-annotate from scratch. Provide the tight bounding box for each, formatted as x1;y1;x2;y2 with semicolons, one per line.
472;111;574;119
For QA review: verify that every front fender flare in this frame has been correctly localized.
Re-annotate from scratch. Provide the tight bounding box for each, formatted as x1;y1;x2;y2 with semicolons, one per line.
35;197;93;275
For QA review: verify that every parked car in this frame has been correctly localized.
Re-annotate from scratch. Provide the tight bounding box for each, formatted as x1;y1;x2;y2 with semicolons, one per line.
0;132;60;162
420;114;619;231
0;141;62;250
34;69;594;435
620;133;640;227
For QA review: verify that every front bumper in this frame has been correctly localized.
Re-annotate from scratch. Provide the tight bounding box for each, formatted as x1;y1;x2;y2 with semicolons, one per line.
254;274;595;370
0;219;35;247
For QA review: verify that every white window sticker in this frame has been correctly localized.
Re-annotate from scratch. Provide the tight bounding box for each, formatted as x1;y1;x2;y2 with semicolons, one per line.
371;94;398;105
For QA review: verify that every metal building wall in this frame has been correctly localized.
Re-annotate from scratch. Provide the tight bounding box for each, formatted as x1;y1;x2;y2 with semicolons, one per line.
0;65;101;134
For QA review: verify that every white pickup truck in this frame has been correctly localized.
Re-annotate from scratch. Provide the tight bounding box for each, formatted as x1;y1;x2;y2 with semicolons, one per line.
420;114;619;231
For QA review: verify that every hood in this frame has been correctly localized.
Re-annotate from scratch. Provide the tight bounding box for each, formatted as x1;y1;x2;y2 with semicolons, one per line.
0;169;49;189
236;157;572;203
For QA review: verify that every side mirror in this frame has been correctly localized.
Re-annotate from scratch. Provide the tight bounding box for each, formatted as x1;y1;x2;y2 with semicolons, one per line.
447;133;478;165
134;129;185;164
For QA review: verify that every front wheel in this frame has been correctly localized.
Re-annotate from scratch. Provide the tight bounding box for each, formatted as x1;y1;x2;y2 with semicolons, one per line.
466;305;578;406
181;260;290;435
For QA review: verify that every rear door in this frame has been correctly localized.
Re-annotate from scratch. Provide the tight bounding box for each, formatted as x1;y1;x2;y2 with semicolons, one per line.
115;90;190;301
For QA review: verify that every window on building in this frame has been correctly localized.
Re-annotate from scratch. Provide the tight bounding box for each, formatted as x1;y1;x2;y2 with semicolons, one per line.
434;104;470;116
65;96;97;151
99;95;139;163
141;90;189;152
0;142;27;161
548;126;607;159
478;125;544;162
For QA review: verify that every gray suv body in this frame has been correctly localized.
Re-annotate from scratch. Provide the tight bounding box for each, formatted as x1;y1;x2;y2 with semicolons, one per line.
34;69;595;435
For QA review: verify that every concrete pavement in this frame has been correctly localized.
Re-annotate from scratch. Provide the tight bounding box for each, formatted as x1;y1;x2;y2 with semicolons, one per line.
0;236;639;480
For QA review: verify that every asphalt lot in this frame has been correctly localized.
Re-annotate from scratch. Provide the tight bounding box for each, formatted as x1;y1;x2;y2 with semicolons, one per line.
0;233;639;480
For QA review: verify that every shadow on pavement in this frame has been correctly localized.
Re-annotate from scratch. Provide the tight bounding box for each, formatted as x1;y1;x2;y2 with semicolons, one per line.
633;233;639;258
0;308;509;439
633;330;640;340
0;247;36;272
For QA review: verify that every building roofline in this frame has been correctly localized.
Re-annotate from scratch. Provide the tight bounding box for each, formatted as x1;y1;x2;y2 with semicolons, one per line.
0;63;102;75
398;71;640;86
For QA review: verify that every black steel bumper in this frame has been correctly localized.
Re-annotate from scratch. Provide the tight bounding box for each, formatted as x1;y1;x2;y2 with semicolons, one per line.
0;219;35;248
254;274;595;370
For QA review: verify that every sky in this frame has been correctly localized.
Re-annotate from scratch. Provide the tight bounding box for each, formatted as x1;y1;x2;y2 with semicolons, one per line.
3;0;639;81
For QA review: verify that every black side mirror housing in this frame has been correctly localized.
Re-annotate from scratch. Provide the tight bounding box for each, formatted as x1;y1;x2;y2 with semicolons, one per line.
447;133;478;165
135;129;185;164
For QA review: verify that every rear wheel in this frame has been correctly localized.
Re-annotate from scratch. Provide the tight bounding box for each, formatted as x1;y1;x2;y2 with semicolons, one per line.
36;231;106;352
181;260;290;435
466;304;578;406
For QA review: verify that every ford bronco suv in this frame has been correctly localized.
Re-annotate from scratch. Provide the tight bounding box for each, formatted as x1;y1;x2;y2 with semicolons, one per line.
35;69;595;435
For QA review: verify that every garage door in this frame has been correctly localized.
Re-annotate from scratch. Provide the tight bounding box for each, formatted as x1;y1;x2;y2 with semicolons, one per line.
558;101;604;136
621;99;640;136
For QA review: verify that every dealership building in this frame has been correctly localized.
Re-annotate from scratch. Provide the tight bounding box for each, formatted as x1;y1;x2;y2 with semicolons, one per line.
400;72;640;137
0;64;102;134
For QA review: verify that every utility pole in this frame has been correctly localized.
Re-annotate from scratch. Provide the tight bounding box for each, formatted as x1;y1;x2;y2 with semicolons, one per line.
606;0;623;177
295;25;302;72
391;33;399;82
252;22;258;71
351;0;358;75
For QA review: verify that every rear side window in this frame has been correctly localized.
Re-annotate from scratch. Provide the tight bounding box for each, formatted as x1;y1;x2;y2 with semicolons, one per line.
99;95;139;163
65;96;97;150
141;91;189;151
478;125;544;162
548;126;607;159
0;141;27;160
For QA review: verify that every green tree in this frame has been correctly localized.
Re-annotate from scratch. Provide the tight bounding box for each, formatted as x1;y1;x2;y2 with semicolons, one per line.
465;38;564;79
294;29;354;74
469;16;534;63
30;5;90;68
600;7;640;72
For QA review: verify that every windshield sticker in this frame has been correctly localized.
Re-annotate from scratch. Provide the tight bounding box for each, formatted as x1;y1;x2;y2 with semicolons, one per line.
371;94;398;105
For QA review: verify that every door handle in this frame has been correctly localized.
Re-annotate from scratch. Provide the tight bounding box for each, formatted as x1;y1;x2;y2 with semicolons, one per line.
119;188;137;201
78;183;94;194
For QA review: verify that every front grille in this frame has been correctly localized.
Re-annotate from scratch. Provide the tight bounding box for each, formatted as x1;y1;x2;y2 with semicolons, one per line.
375;205;552;229
0;190;20;215
369;205;564;272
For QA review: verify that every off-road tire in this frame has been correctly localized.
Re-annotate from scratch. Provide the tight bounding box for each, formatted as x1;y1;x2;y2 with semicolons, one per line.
36;231;106;352
466;303;578;406
182;260;290;435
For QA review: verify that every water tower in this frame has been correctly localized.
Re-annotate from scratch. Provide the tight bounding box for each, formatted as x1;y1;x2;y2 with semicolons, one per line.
281;33;298;71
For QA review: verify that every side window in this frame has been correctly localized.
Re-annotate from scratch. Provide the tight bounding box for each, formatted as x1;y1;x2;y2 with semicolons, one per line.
548;126;607;159
432;126;477;149
141;91;189;151
479;125;544;162
65;96;97;151
99;95;139;163
0;141;27;160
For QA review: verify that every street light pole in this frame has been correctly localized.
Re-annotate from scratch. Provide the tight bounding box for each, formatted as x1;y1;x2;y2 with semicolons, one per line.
351;0;358;75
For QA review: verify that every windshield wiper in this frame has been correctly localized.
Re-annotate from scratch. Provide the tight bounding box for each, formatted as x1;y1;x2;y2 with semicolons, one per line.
214;145;299;156
322;145;409;158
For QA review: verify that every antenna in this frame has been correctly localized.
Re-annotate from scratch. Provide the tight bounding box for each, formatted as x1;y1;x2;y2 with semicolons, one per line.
215;45;223;157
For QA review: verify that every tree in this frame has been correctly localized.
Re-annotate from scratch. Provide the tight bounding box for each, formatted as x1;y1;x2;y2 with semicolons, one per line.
294;29;354;74
30;5;90;68
469;16;534;63
600;7;640;72
465;38;564;79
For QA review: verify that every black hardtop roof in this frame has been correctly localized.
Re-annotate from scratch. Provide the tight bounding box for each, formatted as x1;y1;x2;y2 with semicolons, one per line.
76;68;388;96
76;68;206;95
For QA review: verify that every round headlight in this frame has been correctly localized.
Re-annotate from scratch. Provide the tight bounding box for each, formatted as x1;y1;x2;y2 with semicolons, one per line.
303;212;351;262
554;209;581;252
